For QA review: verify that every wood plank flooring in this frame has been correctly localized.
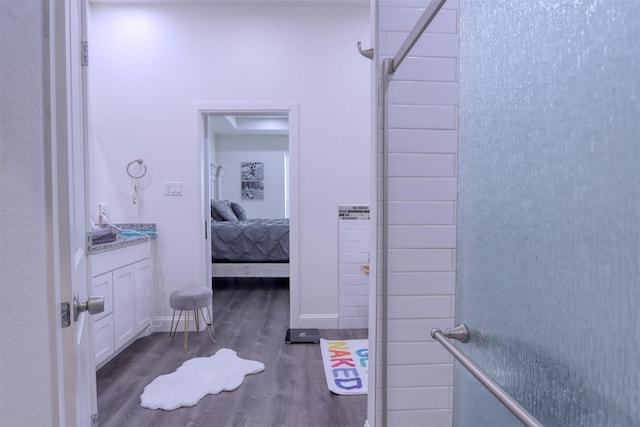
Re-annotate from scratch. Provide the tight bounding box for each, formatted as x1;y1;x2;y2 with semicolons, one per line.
96;278;368;427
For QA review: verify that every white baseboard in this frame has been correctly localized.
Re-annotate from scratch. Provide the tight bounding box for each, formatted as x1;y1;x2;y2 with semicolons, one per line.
154;314;344;331
151;315;215;333
293;313;339;329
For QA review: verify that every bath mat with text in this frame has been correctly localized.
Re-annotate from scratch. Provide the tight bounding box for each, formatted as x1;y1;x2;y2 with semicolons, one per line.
320;338;368;395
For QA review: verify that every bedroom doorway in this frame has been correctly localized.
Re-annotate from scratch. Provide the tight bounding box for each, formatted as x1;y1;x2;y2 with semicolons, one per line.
197;104;299;327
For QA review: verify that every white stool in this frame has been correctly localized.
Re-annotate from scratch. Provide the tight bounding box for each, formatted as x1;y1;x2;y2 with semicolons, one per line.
169;287;216;350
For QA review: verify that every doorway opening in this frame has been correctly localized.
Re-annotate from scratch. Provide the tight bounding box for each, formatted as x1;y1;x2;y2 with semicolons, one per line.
197;105;300;329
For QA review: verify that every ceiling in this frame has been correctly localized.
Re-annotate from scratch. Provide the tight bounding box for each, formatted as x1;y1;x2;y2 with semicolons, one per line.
208;114;289;136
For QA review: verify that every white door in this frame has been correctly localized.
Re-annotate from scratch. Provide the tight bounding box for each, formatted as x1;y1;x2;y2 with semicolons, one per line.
52;0;97;425
70;0;97;424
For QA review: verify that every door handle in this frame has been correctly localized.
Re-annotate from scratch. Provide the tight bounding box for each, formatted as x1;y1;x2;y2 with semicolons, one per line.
73;293;105;321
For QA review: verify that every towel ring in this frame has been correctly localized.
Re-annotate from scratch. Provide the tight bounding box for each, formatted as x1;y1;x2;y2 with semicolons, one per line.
126;159;147;179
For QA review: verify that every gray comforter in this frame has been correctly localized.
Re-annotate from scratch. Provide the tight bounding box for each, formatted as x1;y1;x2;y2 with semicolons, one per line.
211;218;289;262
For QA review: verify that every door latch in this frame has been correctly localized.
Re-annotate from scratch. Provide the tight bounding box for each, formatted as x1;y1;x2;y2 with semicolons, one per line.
61;302;71;328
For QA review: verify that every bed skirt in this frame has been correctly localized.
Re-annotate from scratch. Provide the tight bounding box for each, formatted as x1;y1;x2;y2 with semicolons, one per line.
212;262;289;278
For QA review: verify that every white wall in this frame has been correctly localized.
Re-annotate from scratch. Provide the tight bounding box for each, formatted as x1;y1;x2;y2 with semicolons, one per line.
377;0;459;425
0;2;57;425
88;4;371;327
215;134;287;219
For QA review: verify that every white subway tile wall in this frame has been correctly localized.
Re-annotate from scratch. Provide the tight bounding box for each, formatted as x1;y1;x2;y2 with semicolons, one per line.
378;0;459;425
338;205;370;329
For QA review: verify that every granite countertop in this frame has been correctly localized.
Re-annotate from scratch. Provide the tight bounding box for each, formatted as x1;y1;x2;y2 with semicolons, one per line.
88;223;157;254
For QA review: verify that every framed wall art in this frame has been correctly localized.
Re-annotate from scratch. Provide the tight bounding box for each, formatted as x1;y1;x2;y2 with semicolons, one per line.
241;162;264;200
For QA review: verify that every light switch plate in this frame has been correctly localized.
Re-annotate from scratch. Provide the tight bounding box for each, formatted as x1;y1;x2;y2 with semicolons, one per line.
164;181;183;196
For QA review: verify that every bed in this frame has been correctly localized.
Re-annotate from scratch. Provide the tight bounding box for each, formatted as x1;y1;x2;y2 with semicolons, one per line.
210;199;289;278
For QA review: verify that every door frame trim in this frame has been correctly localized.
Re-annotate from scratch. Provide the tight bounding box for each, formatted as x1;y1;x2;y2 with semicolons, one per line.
193;101;300;327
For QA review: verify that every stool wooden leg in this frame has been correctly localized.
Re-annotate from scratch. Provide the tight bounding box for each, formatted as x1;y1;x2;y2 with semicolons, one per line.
183;310;189;350
194;309;200;331
202;306;216;343
169;310;181;341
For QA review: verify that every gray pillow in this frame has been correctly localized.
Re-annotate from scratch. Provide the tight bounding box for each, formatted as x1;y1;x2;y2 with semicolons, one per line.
211;201;224;221
212;200;238;221
230;202;247;221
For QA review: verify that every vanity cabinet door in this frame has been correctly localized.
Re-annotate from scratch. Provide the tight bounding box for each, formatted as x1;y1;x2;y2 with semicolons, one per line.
93;314;114;366
92;272;114;365
113;264;136;350
134;259;152;333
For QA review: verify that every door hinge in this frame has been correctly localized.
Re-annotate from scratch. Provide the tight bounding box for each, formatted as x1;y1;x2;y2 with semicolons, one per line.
61;302;71;328
82;41;89;67
91;413;99;427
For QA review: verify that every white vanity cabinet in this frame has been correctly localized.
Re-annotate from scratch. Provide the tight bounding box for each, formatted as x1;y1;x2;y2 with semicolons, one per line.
91;243;152;367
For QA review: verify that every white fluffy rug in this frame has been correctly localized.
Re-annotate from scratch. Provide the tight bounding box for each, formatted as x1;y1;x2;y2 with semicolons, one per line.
140;348;265;410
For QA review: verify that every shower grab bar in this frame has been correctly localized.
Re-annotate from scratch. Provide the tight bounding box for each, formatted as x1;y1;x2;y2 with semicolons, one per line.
431;325;544;427
390;0;449;73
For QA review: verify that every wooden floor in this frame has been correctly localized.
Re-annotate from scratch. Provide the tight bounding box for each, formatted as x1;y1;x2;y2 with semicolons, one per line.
96;278;368;427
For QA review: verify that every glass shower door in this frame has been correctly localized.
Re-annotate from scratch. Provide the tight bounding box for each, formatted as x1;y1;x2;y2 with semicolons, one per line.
456;1;640;426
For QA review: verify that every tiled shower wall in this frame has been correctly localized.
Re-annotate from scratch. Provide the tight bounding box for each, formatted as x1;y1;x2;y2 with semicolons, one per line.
338;205;370;329
377;0;459;426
